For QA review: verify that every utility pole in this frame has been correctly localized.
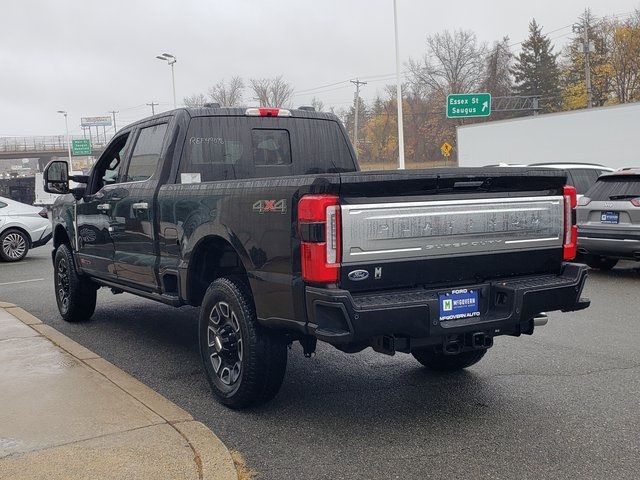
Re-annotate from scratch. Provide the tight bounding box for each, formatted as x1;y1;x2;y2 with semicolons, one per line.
573;14;594;108
350;78;367;155
109;110;118;132
147;102;158;115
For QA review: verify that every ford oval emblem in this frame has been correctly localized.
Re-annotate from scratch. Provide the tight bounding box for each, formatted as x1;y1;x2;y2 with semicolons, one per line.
348;269;370;281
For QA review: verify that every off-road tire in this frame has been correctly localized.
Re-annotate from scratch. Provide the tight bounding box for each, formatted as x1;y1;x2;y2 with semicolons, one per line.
54;243;97;322
412;348;487;372
199;277;287;409
0;229;29;262
585;256;618;271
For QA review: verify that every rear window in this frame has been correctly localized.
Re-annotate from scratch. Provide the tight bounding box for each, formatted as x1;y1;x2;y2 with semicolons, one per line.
585;176;640;200
252;129;291;166
178;116;355;183
568;169;602;194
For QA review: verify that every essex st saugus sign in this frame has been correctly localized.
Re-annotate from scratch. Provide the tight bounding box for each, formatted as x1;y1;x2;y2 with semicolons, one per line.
446;93;492;118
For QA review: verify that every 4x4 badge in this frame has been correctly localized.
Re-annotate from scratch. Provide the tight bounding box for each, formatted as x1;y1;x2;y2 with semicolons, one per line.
253;199;287;214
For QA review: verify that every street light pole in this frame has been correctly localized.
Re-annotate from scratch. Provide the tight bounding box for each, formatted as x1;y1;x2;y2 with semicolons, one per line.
57;110;72;165
393;0;405;169
170;62;177;109
156;53;177;109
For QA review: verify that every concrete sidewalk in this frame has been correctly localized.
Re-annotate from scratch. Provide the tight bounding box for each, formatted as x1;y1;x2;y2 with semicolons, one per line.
0;302;238;480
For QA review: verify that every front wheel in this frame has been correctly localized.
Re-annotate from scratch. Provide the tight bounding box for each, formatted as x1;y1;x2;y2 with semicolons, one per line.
199;277;287;409
0;229;29;262
54;244;97;322
412;348;487;372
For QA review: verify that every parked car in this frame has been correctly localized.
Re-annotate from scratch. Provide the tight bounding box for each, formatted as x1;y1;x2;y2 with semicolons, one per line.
527;163;614;195
44;106;589;409
0;196;51;262
576;169;640;270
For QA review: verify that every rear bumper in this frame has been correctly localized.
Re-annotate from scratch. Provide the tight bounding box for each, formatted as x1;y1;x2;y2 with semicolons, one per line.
305;263;589;346
578;228;640;258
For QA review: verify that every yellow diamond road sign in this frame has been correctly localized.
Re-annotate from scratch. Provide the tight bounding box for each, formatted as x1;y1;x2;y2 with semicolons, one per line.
441;142;453;157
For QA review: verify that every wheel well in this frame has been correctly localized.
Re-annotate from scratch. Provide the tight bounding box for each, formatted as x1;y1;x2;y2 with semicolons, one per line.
53;225;70;249
187;237;249;306
2;226;32;246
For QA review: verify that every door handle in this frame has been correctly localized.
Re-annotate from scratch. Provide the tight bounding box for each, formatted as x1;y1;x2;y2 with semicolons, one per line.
132;202;149;210
97;203;110;211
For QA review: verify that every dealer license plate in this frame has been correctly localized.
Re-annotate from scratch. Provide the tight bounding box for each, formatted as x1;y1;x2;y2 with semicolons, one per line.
439;288;480;321
600;211;619;224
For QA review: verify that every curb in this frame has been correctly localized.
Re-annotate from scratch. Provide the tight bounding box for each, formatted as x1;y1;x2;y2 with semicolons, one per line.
2;304;239;480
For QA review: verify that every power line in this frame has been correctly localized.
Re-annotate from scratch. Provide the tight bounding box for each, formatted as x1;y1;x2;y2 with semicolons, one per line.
293;80;351;95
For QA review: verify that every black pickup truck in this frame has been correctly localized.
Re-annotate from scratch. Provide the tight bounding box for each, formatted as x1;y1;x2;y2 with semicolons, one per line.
44;106;589;408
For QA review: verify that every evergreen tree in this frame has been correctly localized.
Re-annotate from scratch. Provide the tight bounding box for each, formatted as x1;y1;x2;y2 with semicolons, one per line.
511;19;561;111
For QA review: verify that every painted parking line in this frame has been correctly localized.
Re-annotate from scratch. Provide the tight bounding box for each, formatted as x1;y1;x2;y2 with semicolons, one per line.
0;278;45;286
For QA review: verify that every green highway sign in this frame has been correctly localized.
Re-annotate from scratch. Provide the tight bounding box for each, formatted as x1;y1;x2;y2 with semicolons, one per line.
446;93;492;118
71;139;92;156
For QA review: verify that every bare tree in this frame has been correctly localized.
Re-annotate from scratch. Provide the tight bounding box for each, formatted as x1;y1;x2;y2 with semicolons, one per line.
208;76;244;106
183;93;207;107
408;30;487;98
481;37;513;97
249;76;294;107
310;97;325;111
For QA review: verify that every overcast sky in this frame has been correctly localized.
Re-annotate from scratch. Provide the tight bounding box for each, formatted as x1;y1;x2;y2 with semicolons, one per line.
2;0;639;137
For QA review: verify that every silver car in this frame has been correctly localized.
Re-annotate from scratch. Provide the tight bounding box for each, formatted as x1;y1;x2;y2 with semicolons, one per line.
0;196;52;262
576;169;640;270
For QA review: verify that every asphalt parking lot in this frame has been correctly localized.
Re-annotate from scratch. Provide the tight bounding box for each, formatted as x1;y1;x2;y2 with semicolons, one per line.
2;246;639;480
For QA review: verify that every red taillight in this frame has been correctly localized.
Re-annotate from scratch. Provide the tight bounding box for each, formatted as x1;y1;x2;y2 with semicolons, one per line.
245;107;292;117
630;198;640;207
563;185;578;261
298;194;340;283
38;208;48;219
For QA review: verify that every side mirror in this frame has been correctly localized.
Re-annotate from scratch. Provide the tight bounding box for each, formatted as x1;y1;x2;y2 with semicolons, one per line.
43;160;70;194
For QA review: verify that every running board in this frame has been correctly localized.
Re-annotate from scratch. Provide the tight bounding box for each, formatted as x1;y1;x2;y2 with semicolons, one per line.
93;278;183;307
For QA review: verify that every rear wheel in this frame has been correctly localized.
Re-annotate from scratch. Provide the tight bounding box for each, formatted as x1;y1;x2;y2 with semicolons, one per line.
585;256;618;271
412;348;487;372
54;244;97;322
198;277;287;409
0;229;29;262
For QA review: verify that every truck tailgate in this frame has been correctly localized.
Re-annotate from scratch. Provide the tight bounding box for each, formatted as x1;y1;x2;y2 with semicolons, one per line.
337;168;567;291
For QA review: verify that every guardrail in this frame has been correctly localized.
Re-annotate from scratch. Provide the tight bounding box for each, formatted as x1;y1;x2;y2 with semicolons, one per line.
0;135;111;153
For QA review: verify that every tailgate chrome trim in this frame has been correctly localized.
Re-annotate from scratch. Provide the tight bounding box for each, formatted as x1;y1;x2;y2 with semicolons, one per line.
341;196;564;264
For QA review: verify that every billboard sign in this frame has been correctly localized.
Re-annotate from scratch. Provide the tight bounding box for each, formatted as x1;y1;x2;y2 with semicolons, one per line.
81;116;112;127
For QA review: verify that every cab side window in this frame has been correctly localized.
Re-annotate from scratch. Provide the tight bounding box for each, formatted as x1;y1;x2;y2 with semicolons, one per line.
178;117;249;182
91;133;130;193
125;124;168;182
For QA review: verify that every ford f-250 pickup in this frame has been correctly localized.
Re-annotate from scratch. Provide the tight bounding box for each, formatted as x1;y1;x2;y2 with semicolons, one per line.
43;106;590;409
